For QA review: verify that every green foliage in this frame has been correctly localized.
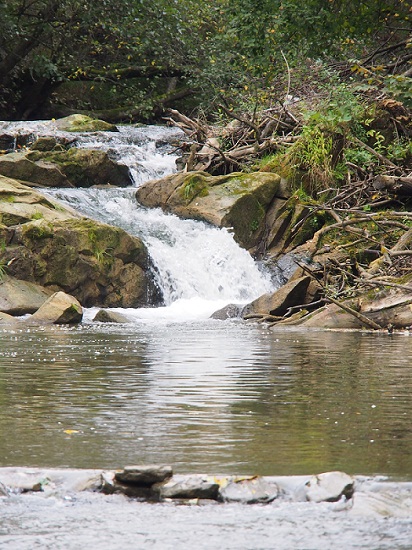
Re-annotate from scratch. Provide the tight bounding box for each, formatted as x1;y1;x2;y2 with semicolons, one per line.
1;0;410;120
382;76;412;108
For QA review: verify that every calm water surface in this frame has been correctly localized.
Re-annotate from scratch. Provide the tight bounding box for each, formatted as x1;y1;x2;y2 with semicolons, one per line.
1;321;411;478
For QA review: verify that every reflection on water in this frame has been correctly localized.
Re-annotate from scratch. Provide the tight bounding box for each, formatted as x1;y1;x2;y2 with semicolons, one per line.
0;323;411;478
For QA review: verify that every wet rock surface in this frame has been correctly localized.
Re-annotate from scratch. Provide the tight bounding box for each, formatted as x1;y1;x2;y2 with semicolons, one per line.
93;309;131;323
159;477;219;500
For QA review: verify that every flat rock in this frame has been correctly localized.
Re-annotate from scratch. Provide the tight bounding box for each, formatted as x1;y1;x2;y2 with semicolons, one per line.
30;291;83;324
219;476;279;504
305;471;355;502
115;465;173;486
159;477;219;500
0;275;53;315
0;311;19;324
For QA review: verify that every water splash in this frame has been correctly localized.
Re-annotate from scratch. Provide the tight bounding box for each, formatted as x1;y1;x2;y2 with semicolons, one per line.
50;188;273;314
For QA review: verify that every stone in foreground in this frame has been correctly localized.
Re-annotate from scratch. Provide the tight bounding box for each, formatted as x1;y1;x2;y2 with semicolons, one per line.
305;471;355;502
115;465;173;486
219;476;279;504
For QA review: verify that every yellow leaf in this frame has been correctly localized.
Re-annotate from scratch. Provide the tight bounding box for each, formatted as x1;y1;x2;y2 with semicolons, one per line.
64;429;80;435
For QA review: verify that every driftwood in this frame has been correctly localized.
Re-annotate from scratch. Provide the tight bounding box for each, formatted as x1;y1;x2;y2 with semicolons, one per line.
165;106;300;174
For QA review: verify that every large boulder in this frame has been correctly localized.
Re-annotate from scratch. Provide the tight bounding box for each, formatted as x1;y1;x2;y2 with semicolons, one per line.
0;175;152;308
0;148;131;188
136;171;284;250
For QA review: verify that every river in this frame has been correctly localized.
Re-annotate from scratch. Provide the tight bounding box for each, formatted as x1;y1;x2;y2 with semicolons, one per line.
0;122;411;549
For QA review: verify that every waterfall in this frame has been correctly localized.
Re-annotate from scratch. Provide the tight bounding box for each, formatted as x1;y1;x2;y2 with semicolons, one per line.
3;123;274;320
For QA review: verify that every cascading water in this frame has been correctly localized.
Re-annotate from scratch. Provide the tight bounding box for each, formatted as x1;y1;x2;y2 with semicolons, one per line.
28;124;275;320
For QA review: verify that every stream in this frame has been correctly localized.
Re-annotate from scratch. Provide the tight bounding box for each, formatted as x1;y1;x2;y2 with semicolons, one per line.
0;122;411;549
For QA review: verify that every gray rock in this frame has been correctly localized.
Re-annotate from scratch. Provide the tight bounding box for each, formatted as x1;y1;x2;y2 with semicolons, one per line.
93;309;131;323
159;477;219;500
30;137;65;152
0;134;15;153
210;303;243;320
115;465;173;486
305;471;355;503
30;291;83;324
0;275;53;315
219;476;279;504
0;148;131;188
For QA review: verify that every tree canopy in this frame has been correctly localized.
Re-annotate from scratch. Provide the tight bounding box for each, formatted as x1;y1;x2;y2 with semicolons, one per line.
0;0;410;120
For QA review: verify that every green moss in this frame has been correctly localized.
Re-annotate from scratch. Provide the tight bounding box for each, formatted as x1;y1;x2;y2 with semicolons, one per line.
0;194;15;203
22;220;54;240
31;212;44;220
180;174;209;201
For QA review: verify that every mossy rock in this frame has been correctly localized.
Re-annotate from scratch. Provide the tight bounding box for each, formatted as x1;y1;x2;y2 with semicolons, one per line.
26;148;131;188
0;176;153;308
0;149;131;188
54;114;118;133
137;170;284;250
